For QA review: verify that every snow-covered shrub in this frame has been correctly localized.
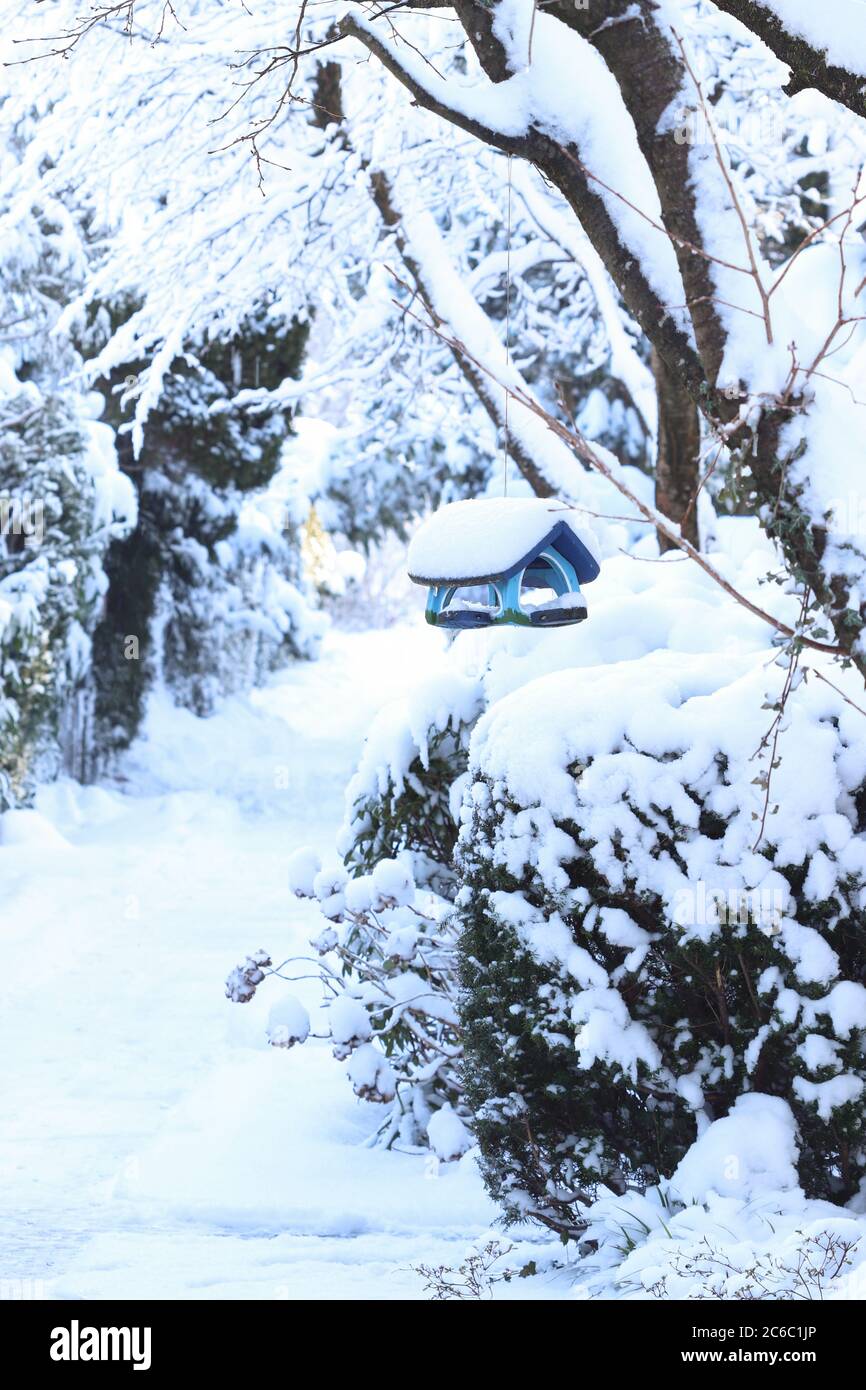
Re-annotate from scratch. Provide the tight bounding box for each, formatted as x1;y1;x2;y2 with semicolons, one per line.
225;949;273;1005
0;136;135;799
265;992;311;1050
457;651;866;1235
642;1225;862;1302
228;850;469;1150
157;488;325;718
306;857;467;1145
0;378;134;805
415;1239;519;1301
572;1100;866;1299
86;304;320;760
227;672;485;1146
339;671;484;888
576;1187;865;1302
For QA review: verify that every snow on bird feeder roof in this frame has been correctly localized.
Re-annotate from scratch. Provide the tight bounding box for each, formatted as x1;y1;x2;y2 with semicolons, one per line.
407;497;601;587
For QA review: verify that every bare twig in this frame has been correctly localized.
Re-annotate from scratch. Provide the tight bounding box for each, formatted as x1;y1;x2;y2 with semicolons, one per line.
393;294;843;657
672;29;773;345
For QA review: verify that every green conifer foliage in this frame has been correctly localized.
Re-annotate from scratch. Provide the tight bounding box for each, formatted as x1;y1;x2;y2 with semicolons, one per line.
457;692;866;1235
86;306;310;762
0;390;126;804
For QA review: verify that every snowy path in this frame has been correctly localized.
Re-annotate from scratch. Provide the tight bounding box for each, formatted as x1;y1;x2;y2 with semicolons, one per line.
0;627;502;1300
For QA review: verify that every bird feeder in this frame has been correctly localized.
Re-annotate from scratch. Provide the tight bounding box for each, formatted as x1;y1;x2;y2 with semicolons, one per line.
407;497;600;629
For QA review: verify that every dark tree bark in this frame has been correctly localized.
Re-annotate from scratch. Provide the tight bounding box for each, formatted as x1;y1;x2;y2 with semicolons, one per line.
546;0;729;384
652;348;701;550
308;60;344;131
338;12;709;405
711;1;866;116
337;4;866;677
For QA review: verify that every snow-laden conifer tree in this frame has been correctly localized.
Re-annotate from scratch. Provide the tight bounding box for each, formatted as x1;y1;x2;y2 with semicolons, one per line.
0;118;135;800
9;0;866;1261
82;301;320;765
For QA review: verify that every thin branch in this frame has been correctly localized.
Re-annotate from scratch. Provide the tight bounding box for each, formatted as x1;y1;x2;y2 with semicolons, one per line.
394;294;843;656
749;588;809;850
672;29;773;345
809;668;866;720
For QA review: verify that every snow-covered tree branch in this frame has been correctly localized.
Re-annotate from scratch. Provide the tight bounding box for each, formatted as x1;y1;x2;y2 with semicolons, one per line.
712;0;866;114
5;0;866;1309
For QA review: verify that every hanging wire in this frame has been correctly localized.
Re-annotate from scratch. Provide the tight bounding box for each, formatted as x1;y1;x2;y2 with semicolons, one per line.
503;153;513;497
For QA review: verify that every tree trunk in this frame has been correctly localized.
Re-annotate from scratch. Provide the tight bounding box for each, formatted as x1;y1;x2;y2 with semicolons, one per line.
653;348;701;551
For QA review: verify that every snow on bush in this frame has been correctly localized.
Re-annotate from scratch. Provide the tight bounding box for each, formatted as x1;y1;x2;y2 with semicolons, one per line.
224;950;272;1006
345;1043;397;1105
0;386;135;806
427;1102;473;1162
670;1094;800;1204
229;664;484;1147
457;643;866;1234
287;846;322;899
575;1180;866;1301
265;993;310;1050
338;670;484;889
328;995;373;1059
311;859;348;921
213;492;328;679
228;852;467;1147
527;1097;866;1299
303;851;465;1139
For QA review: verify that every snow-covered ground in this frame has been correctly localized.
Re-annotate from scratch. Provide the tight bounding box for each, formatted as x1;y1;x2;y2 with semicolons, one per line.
7;613;864;1303
0;625;523;1301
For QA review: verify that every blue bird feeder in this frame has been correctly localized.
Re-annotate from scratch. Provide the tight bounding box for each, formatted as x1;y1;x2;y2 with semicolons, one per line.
407;497;600;629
